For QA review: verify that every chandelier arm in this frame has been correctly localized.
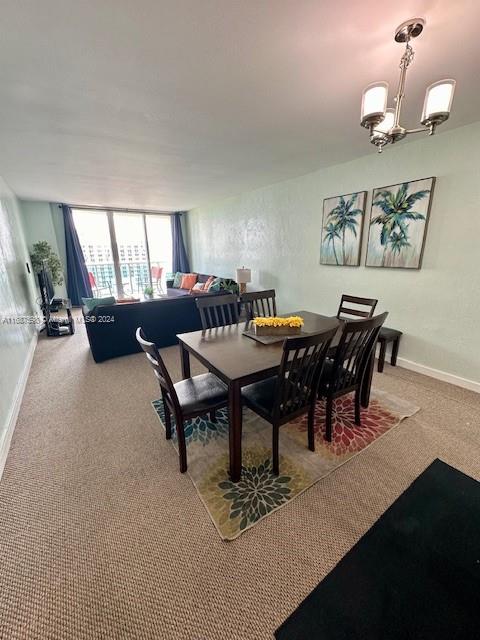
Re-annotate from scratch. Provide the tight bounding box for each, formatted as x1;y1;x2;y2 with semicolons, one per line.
393;40;414;128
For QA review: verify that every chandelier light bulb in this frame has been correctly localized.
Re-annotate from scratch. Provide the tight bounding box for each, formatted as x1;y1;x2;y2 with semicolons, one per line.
361;82;388;128
374;109;395;136
421;79;456;126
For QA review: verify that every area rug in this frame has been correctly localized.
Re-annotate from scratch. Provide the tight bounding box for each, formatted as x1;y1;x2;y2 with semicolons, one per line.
275;459;480;640
151;391;418;540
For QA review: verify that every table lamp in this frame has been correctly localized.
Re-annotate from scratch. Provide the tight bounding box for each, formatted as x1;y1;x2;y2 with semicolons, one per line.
235;267;251;294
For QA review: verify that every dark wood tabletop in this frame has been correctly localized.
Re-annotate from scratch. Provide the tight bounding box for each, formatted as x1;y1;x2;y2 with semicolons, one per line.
177;311;341;383
177;310;374;482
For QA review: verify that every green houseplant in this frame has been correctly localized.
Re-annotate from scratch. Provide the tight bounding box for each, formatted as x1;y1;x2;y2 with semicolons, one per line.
30;241;64;285
144;285;154;300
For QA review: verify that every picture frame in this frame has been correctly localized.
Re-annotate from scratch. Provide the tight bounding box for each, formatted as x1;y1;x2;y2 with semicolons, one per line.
365;177;436;269
320;191;367;266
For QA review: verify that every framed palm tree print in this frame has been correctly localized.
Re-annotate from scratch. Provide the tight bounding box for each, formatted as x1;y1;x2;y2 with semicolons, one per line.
320;191;367;266
365;177;436;269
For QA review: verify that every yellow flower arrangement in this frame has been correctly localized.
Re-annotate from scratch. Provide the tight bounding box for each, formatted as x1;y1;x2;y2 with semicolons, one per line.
252;315;304;328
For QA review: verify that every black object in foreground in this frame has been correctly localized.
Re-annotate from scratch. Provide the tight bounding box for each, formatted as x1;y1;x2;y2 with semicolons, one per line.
276;459;480;640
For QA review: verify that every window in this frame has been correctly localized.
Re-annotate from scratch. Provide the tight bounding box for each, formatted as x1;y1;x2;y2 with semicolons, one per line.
72;208;173;298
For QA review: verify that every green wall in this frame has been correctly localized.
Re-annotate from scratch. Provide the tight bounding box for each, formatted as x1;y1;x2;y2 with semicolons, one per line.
0;176;38;470
187;121;480;385
20;201;68;298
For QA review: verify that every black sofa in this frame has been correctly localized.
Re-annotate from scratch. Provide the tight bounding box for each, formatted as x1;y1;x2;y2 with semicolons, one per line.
82;273;237;362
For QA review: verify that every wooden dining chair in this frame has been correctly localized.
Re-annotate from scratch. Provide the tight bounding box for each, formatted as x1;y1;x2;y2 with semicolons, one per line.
241;326;339;475
240;289;277;320
318;312;388;442
336;294;378;320
195;293;239;330
136;328;228;472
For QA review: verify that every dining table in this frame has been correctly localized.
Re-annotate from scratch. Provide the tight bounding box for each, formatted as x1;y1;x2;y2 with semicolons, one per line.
177;310;375;482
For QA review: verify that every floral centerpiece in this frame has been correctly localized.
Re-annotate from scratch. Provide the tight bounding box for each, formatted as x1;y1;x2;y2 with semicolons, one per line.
252;315;304;336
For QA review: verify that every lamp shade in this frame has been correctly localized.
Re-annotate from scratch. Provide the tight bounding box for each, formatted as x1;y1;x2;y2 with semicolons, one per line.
361;82;388;127
372;108;395;136
235;267;251;284
421;79;456;125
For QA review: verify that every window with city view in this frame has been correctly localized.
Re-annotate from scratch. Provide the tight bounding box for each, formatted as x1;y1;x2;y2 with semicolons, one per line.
72;208;172;298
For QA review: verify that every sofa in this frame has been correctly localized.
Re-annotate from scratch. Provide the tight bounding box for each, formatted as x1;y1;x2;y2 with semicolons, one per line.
83;272;237;362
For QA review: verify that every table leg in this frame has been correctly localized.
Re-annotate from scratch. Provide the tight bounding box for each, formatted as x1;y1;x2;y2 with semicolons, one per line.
361;352;375;408
228;380;242;482
179;342;191;379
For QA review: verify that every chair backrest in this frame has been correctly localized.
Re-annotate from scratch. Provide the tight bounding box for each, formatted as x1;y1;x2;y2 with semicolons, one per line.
195;293;239;330
151;266;163;280
336;294;378;320
273;326;339;421
330;312;388;393
136;327;181;412
240;289;277;320
88;271;96;288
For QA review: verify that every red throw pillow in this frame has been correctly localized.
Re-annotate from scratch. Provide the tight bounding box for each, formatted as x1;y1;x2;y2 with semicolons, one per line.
180;273;198;289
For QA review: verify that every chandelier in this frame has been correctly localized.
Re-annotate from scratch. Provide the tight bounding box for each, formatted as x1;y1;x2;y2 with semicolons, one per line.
360;18;456;152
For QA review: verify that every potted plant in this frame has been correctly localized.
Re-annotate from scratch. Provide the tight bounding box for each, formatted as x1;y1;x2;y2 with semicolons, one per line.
30;241;64;285
144;285;154;300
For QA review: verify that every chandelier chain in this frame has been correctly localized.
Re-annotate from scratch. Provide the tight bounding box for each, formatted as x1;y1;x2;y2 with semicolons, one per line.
399;42;415;70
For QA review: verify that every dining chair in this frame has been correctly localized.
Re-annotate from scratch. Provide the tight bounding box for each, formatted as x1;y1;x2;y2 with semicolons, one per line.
136;327;228;472
88;271;112;296
241;326;339;475
151;265;164;293
195;293;240;330
240;289;277;320
336;294;378;320
318;312;388;442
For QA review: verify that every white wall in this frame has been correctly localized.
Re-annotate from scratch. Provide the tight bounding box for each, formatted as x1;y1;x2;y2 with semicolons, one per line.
20;201;68;298
187;121;480;386
0;176;38;476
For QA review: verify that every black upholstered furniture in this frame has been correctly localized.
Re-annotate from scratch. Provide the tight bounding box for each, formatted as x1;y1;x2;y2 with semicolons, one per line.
241;327;338;475
377;327;402;372
136;328;228;472
82;293;205;363
82;272;237;362
318;312;388;442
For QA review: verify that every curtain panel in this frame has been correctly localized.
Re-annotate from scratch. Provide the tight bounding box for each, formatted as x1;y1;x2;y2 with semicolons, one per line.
171;212;190;273
62;204;93;305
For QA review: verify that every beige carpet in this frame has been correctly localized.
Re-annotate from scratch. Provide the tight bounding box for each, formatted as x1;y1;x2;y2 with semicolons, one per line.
0;317;479;639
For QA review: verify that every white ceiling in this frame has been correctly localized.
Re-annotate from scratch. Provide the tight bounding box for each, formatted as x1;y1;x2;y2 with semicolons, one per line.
0;0;478;211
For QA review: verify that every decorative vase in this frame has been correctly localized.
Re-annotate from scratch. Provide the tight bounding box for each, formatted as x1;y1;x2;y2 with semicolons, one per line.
254;325;301;336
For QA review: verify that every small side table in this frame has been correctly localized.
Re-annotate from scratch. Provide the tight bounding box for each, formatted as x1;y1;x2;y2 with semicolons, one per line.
377;327;402;373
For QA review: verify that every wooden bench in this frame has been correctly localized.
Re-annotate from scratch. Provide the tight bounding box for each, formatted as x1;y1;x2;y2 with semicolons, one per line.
377;327;402;373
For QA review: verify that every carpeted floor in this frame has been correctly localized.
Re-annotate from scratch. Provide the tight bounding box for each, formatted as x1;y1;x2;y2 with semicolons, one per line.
0;317;479;639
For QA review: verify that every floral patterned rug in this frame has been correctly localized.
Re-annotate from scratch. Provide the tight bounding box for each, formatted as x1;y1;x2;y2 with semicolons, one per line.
151;391;418;540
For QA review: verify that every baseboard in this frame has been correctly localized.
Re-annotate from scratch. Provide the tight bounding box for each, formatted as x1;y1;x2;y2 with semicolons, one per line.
395;356;480;394
0;331;38;480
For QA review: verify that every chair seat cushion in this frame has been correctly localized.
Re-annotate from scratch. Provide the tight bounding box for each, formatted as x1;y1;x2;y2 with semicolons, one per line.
379;326;402;340
174;373;228;415
241;376;277;417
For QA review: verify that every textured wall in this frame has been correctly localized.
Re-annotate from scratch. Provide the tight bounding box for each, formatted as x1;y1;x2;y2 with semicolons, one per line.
188;121;480;384
0;177;38;453
20;201;68;298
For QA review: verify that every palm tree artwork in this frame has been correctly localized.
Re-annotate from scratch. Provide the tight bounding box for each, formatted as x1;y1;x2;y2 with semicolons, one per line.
320;191;366;266
366;177;435;269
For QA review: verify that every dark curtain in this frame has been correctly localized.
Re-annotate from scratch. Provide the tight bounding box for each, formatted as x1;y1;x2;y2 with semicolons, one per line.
171;212;190;272
62;204;93;305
